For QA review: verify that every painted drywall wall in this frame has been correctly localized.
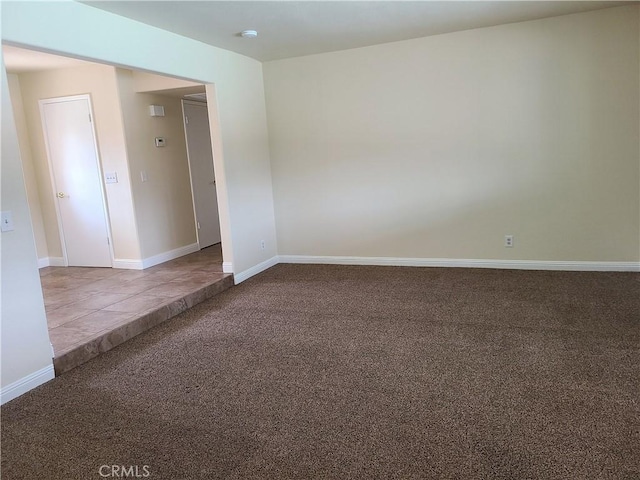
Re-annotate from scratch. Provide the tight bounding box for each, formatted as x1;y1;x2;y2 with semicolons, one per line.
1;0;277;395
116;68;197;258
132;70;201;93
6;73;48;261
264;5;640;262
206;58;277;272
15;64;142;262
2;1;277;274
1;62;54;393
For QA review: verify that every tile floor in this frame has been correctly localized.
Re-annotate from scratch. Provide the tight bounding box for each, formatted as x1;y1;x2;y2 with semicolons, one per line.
39;244;233;373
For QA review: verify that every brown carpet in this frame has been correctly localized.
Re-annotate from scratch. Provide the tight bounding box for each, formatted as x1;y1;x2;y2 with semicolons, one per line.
2;264;639;479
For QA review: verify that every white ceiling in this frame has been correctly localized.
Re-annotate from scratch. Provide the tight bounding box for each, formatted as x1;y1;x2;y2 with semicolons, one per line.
84;1;634;62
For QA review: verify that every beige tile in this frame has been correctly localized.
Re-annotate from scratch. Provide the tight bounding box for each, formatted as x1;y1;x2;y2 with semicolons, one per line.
77;276;136;292
191;264;225;274
63;293;134;310
49;331;81;354
97;281;162;296
54;344;99;371
67;268;120;280
49;326;104;354
143;282;196;298
39;267;55;277
44;245;226;369
43;267;83;278
40;275;88;290
170;271;226;283
46;306;98;329
42;287;86;307
108;269;154;281
102;294;167;313
139;270;191;283
144;262;199;273
59;310;134;335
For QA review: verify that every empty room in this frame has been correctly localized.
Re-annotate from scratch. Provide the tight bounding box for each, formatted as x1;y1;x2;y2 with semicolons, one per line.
1;1;639;479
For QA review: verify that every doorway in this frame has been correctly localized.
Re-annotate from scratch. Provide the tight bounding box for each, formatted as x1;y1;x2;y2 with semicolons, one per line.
182;99;222;249
40;95;113;267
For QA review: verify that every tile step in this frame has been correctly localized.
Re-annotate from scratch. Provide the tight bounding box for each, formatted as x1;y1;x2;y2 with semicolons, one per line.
53;275;234;375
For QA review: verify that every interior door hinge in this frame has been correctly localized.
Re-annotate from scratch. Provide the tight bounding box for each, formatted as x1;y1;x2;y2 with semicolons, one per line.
185;115;189;124
107;237;110;245
89;113;92;123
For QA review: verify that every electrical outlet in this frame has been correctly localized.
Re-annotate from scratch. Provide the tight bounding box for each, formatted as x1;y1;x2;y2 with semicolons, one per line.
104;171;118;184
504;235;514;248
260;240;265;250
1;211;15;232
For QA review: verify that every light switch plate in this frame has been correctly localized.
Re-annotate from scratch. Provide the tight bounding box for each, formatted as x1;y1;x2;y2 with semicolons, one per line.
105;172;118;184
1;211;15;232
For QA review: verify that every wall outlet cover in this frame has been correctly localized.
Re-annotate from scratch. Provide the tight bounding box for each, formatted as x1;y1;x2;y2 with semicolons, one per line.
105;172;118;184
1;211;15;232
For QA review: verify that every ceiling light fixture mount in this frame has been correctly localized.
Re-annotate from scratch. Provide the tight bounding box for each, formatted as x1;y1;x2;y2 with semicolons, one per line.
240;30;258;39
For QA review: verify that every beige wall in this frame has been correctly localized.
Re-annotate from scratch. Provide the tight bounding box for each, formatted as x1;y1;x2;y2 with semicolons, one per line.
2;0;278;393
116;68;197;258
208;60;276;272
1;62;53;392
264;5;640;262
13;64;201;263
3;1;277;276
131;70;201;93
7;73;48;260
15;64;142;262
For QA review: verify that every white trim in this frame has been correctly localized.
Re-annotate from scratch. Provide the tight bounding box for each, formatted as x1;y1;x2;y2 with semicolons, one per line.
143;242;200;269
181;99;204;250
112;258;144;270
37;257;65;268
278;255;640;272
222;261;234;274
181;99;222;252
49;257;65;267
1;364;55;405
39;94;114;268
112;243;200;270
234;256;279;284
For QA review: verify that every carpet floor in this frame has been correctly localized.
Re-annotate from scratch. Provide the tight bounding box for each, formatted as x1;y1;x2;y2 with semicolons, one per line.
1;264;639;479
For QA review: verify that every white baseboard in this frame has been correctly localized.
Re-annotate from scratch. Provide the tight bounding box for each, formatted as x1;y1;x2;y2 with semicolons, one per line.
234;256;279;284
37;257;64;268
1;364;55;405
222;262;234;274
113;243;200;270
278;255;640;272
112;258;144;270
142;242;199;269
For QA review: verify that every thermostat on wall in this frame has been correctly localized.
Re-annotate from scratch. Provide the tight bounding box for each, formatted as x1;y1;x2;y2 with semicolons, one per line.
155;137;165;147
149;105;165;116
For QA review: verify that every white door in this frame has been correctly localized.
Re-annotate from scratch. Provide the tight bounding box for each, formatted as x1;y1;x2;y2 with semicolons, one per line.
40;96;112;267
182;100;221;248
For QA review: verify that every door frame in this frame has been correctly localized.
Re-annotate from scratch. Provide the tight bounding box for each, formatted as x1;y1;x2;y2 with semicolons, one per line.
39;94;115;267
181;97;219;250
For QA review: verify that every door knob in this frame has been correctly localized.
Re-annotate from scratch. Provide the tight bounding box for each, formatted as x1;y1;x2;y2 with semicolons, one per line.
57;192;66;198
